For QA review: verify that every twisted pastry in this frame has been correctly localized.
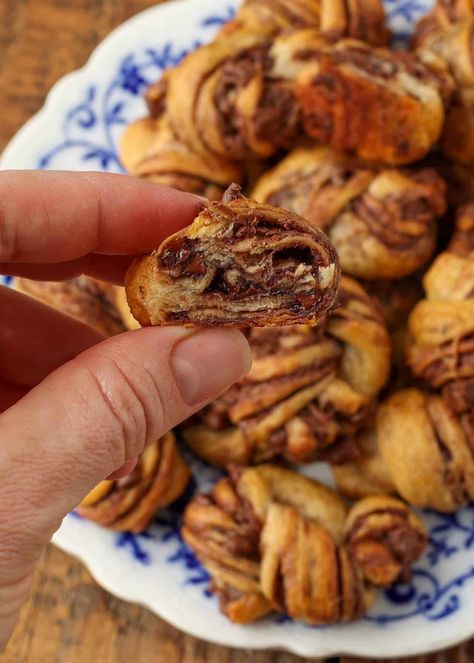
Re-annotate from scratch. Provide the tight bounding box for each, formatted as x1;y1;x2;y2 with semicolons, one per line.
363;278;423;335
297;40;452;165
166;31;307;162
336;390;474;512
125;185;340;328
119;114;242;201
182;465;427;625
15;276;129;336
336;208;474;511
415;11;474;165
253;147;446;280
332;426;397;501
378;388;474;512
78;432;190;532
413;0;474;48
408;206;474;398
344;494;428;587
182;276;390;467
221;0;390;45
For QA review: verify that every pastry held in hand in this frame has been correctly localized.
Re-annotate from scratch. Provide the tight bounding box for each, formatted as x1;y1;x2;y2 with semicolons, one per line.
125;185;340;328
78;432;190;532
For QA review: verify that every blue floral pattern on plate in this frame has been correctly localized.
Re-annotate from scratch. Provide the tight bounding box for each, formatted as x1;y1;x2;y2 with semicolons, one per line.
7;0;474;651
105;460;474;626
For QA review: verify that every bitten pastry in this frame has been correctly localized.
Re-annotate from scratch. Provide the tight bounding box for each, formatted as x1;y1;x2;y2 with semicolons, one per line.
297;40;452;164
125;185;340;328
220;0;390;45
182;276;390;467
78;432;191;532
253;147;446;280
15;276;128;336
182;465;427;625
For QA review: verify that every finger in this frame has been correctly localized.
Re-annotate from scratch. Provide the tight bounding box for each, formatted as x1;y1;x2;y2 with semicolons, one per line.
0;326;251;553
1;254;134;284
107;457;139;481
0;170;203;266
0;286;104;387
0;380;27;412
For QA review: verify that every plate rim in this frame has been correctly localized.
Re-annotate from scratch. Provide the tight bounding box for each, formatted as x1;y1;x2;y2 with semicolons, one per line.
3;0;474;657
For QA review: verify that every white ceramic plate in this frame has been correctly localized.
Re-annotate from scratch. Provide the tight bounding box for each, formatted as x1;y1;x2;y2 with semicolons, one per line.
3;1;474;658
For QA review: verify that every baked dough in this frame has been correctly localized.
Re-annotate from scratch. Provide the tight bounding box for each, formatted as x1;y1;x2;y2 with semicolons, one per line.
78;432;190;532
125;185;340;327
182;276;390;466
182;465;426;625
253;147;446;280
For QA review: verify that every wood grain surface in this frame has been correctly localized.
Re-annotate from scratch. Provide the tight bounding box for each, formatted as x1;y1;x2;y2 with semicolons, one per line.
0;1;473;662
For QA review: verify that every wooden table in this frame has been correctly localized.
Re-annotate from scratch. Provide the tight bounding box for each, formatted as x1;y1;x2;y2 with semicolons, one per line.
1;1;473;661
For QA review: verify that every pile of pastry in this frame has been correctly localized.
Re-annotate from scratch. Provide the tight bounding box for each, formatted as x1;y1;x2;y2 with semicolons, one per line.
17;0;474;627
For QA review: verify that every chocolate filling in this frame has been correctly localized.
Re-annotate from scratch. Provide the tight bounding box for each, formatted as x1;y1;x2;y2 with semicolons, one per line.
347;509;427;584
213;46;270;158
413;334;474;388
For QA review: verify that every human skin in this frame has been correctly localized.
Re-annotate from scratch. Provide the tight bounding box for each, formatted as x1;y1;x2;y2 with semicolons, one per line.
0;171;252;649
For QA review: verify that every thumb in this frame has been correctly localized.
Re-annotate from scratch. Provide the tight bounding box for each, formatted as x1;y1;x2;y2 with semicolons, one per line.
0;326;251;647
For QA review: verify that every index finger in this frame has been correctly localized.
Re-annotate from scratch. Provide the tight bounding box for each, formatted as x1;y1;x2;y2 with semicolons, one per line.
0;170;202;265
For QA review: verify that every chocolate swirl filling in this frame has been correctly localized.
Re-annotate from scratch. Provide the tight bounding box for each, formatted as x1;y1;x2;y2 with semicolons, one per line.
126;186;340;327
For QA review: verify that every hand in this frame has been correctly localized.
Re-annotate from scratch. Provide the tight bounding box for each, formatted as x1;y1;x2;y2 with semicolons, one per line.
0;171;252;649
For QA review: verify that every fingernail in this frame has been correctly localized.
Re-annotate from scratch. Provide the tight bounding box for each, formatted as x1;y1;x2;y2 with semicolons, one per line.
171;328;252;406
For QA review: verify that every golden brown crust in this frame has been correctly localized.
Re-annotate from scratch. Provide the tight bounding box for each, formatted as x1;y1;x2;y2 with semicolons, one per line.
448;202;474;255
338;214;474;512
413;0;474;50
297;41;452;165
182;465;425;625
344;495;428;586
15;276;126;337
125;186;340;328
220;0;390;45
253;147;446;280
119;115;241;200
219;0;322;38
377;388;474;511
408;215;474;391
333;428;397;500
415;14;474;165
182;276;390;467
166;32;303;162
78;432;191;532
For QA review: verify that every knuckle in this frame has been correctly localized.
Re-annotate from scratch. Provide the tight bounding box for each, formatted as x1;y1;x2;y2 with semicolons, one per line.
80;348;165;461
